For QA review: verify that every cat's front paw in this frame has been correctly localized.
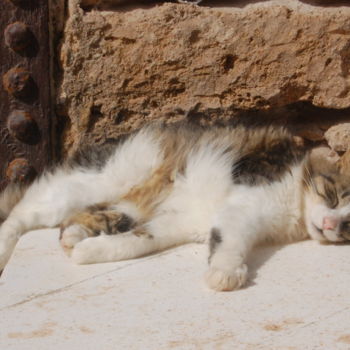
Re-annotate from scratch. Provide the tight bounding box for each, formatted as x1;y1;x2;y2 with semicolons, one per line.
204;264;248;291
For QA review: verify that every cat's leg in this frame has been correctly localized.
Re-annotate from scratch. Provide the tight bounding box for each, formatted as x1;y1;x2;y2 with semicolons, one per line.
205;193;263;292
70;210;198;264
0;170;110;272
0;130;164;272
71;229;158;264
60;203;136;252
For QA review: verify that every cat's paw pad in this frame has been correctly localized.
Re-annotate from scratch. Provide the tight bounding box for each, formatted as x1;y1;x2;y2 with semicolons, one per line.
71;236;105;264
204;264;248;291
60;224;89;250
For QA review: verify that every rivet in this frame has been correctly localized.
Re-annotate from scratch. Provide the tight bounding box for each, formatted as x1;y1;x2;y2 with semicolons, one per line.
4;22;33;52
3;67;36;100
7;110;40;145
6;158;37;184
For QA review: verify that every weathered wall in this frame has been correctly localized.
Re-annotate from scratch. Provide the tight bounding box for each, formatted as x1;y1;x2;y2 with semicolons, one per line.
57;0;350;157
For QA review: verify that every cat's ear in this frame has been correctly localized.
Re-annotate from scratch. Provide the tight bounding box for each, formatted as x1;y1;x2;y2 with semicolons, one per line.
308;146;340;175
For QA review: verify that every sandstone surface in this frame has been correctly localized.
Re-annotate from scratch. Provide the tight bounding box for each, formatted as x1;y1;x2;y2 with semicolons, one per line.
58;0;350;155
325;123;350;152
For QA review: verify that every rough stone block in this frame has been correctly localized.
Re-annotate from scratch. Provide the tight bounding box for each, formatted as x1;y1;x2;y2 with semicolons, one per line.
58;1;350;155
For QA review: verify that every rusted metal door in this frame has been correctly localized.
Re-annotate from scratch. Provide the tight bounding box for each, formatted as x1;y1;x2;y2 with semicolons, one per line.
0;0;53;190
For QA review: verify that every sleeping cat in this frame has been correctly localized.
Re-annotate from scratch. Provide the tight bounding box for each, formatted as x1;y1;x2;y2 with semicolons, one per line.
0;122;349;291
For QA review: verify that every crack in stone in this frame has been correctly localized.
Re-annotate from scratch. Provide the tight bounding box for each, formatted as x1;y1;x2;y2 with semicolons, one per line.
0;246;187;311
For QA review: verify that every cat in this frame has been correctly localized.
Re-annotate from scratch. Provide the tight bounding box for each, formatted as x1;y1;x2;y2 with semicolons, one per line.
0;122;349;292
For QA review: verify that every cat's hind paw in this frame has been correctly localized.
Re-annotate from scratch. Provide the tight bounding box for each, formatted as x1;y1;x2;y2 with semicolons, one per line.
204;264;248;291
71;236;108;264
60;224;89;251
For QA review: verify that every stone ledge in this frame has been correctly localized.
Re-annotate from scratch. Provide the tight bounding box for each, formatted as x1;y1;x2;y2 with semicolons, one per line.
2;229;350;349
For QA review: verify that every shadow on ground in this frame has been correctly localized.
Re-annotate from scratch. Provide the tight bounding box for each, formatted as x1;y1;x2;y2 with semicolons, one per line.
243;244;284;289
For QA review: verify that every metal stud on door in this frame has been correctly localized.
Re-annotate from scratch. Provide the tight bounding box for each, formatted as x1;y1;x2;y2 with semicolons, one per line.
0;0;53;190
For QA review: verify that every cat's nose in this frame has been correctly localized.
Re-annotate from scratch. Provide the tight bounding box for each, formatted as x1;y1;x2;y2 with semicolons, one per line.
322;216;339;231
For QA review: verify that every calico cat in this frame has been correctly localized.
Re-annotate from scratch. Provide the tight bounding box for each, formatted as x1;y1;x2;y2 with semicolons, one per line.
0;123;349;291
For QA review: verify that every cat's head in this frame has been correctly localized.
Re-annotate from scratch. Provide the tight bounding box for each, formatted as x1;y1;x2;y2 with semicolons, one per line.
304;150;350;243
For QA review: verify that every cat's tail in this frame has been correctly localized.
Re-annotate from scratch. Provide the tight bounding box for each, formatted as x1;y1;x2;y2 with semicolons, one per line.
0;183;27;222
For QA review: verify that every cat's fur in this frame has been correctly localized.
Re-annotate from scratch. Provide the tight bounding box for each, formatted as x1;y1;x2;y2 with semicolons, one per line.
1;123;350;291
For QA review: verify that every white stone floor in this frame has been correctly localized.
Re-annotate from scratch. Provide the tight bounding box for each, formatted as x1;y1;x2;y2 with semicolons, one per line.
1;229;350;349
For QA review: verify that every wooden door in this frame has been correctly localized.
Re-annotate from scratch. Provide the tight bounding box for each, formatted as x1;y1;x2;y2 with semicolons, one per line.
0;0;54;190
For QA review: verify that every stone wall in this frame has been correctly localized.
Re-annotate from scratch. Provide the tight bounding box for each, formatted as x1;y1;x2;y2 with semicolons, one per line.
56;0;350;158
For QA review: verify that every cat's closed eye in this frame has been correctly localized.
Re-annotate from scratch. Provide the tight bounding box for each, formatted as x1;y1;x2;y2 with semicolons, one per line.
321;174;335;184
341;191;350;199
314;174;339;208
